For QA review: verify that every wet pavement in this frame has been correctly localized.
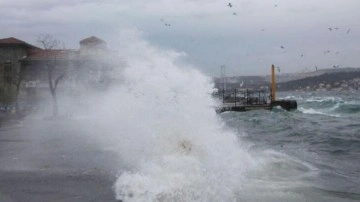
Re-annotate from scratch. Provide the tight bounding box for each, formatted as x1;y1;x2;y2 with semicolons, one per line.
0;118;121;202
0;171;115;202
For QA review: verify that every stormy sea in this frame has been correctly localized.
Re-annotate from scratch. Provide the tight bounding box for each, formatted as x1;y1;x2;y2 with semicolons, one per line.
1;33;359;202
221;91;360;202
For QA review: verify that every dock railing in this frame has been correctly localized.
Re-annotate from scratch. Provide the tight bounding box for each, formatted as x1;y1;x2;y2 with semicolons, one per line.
215;88;270;107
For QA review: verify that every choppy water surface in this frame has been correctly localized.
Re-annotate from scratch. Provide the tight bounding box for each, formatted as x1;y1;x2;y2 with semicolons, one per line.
104;49;360;201
222;91;360;201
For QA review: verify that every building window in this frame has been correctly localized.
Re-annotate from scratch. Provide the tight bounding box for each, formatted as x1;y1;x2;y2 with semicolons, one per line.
4;61;12;85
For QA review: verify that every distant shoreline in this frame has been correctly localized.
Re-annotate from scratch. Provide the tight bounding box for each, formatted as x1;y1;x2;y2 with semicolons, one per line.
213;67;360;92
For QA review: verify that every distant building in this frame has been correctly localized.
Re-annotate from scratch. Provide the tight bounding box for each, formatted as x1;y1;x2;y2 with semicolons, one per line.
0;36;117;110
79;36;107;56
0;37;40;88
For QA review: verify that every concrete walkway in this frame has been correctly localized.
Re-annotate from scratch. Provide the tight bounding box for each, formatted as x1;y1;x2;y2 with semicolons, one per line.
0;118;121;202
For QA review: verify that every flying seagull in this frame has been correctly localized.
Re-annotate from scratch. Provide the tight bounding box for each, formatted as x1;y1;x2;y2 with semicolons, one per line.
280;46;284;49
228;3;232;8
347;28;351;34
328;27;332;31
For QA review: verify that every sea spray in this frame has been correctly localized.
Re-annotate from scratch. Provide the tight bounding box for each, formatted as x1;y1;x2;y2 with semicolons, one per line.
84;30;256;201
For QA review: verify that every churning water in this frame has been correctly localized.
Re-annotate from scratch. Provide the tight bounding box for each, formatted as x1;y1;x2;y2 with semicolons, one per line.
87;33;258;201
222;91;360;202
87;34;360;201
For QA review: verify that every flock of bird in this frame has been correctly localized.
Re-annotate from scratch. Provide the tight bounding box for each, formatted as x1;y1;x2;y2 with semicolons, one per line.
160;2;353;71
278;24;351;70
160;18;171;27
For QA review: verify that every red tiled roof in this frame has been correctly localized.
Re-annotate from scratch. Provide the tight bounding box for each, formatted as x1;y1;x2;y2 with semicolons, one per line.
0;37;26;44
79;36;106;45
24;49;79;60
0;37;40;49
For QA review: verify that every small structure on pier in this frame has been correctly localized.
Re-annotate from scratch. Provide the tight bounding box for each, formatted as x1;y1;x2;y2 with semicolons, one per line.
217;65;297;113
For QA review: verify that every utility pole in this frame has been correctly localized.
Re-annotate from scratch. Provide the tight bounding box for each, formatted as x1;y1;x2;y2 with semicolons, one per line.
220;65;226;91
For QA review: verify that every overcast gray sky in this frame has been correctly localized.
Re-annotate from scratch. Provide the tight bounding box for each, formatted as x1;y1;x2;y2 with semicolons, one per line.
1;0;359;76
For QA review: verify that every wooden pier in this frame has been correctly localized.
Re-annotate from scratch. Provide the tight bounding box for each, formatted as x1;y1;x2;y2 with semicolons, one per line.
216;64;297;113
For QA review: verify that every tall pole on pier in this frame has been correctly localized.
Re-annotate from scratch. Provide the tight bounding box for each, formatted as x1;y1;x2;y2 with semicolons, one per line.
220;65;226;91
271;64;276;102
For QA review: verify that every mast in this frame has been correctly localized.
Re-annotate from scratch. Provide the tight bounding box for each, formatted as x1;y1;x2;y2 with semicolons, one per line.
271;64;276;102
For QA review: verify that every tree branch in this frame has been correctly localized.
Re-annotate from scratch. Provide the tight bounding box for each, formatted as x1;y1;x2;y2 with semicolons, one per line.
54;73;65;90
37;33;60;50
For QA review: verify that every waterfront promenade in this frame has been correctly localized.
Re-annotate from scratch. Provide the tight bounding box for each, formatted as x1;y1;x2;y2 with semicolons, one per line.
0;118;119;202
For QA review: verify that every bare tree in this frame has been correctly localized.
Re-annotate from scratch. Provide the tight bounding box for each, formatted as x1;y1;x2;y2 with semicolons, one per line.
12;67;24;117
37;34;66;117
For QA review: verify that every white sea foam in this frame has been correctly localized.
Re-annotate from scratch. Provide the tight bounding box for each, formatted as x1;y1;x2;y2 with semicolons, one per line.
80;30;258;201
306;96;343;103
298;107;340;117
281;95;303;101
65;29;323;202
328;102;341;112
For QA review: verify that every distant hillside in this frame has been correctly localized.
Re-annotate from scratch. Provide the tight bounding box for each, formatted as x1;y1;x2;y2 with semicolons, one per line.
213;67;360;91
266;67;360;83
265;67;360;83
278;70;360;91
